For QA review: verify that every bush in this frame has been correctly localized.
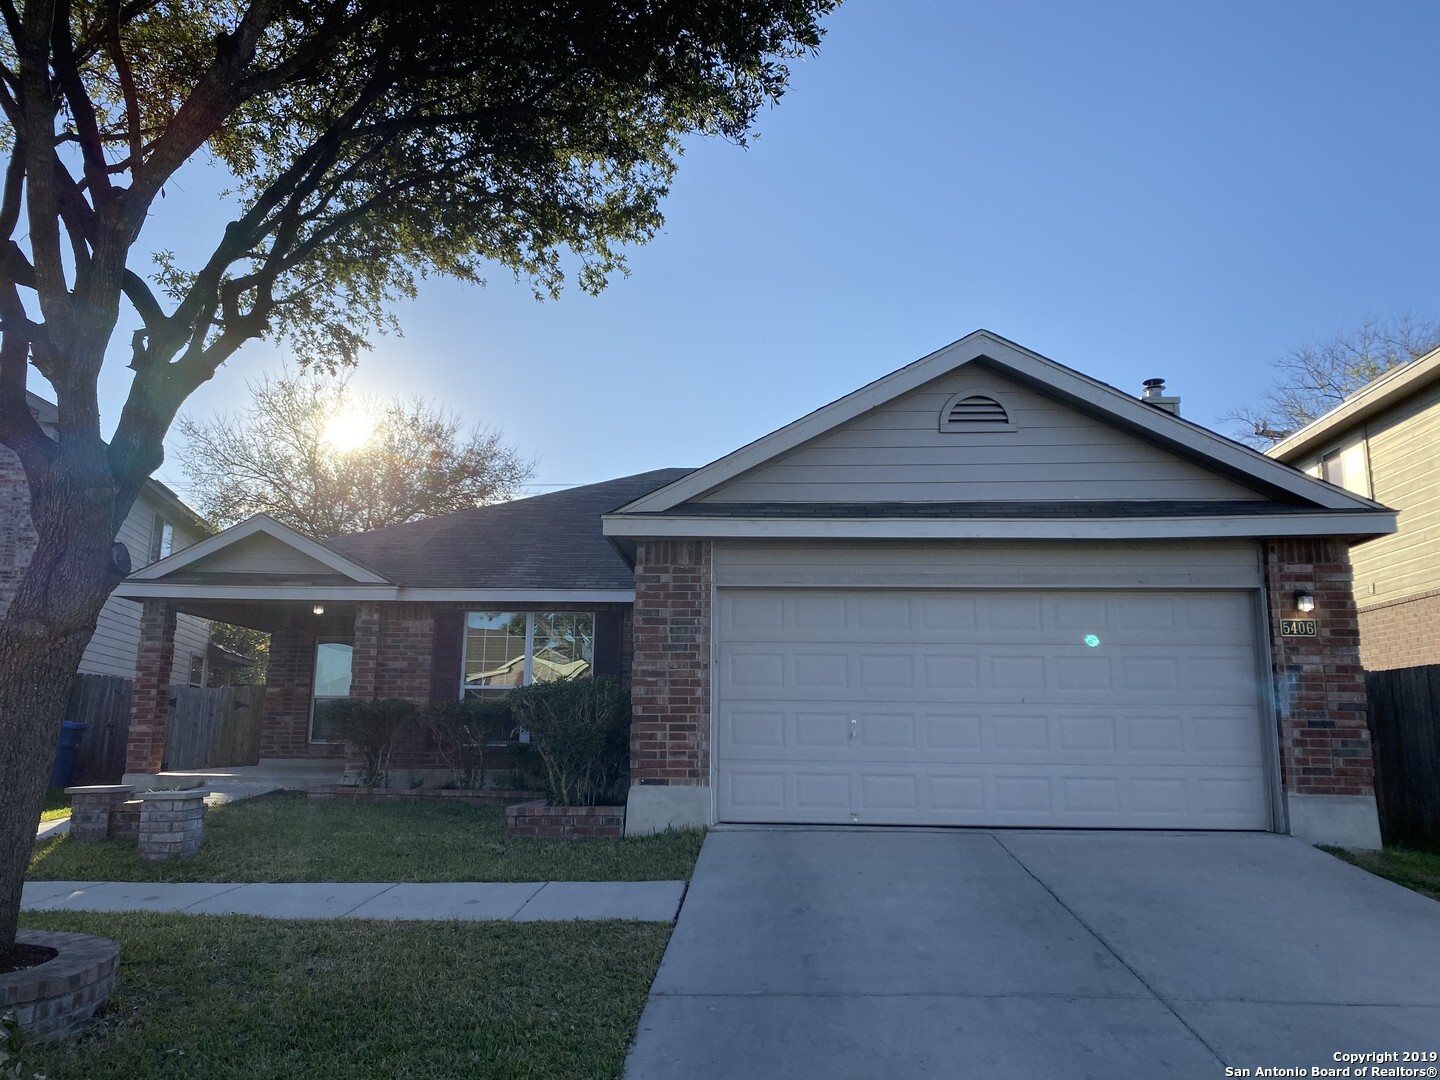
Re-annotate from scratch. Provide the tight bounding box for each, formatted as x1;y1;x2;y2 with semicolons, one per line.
506;677;629;807
425;697;514;789
322;698;419;788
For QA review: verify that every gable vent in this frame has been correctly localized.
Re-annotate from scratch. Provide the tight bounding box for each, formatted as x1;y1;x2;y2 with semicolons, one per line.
940;393;1012;432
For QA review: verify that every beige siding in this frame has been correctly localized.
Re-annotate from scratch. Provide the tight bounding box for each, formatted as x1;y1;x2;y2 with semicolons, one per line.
714;540;1265;590
1348;379;1440;605
699;367;1266;504
78;492;210;680
180;531;341;576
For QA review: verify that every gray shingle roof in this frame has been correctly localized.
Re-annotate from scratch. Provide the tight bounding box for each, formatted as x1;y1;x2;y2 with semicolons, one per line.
321;469;690;590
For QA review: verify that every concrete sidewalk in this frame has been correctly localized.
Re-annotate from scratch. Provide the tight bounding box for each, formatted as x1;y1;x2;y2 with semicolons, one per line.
22;879;685;922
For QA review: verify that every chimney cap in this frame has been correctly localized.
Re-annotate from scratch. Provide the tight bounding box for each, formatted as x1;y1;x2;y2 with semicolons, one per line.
1142;378;1167;391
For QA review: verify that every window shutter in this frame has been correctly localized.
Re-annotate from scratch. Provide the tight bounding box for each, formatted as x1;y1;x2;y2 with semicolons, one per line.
592;608;624;678
430;610;465;703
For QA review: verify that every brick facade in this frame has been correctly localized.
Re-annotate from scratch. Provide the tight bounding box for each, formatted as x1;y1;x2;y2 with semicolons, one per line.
1264;538;1373;798
1356;589;1440;671
0;444;37;621
124;600;177;774
259;615;348;760
630;541;712;785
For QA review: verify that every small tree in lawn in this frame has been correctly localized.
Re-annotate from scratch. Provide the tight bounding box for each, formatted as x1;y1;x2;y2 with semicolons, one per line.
176;371;534;540
0;0;838;960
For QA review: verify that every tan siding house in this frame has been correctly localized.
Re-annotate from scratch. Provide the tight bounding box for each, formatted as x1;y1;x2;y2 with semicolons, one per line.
1268;347;1440;670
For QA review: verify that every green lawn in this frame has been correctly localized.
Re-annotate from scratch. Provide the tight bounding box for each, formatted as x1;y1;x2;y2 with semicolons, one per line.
39;787;70;823
29;791;704;883
1323;844;1440;901
15;911;669;1080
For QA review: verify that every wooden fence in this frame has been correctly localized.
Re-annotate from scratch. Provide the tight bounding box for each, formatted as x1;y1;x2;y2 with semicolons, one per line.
1366;664;1440;849
164;684;263;771
67;673;134;785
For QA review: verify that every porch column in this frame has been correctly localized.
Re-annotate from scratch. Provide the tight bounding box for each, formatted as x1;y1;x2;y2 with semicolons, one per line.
124;600;176;778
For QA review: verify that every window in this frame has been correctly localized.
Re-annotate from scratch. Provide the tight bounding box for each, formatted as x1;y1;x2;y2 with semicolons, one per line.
187;653;206;687
462;611;594;698
310;642;354;742
148;514;175;563
1317;438;1370;497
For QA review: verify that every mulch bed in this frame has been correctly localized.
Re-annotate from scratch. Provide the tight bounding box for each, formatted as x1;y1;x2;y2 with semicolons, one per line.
0;942;58;975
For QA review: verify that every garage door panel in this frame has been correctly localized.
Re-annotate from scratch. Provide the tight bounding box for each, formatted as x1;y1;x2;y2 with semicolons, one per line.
716;588;1271;829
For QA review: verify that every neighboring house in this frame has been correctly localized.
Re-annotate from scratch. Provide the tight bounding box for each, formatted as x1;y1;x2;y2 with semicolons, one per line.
117;331;1395;848
1267;345;1440;672
0;393;214;686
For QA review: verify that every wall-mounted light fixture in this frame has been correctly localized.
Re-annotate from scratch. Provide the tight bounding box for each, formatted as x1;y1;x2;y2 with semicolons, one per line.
312;603;326;615
1294;591;1315;613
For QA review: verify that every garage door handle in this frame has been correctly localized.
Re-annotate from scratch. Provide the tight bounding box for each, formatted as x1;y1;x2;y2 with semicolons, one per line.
849;717;857;740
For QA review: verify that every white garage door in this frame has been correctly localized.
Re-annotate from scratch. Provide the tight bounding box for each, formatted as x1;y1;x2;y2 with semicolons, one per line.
716;589;1271;829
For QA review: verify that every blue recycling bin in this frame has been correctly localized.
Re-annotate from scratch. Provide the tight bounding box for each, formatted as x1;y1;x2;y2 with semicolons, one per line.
49;721;87;787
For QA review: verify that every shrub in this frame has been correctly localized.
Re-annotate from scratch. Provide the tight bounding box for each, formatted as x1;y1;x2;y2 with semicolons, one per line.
323;698;419;788
506;677;629;806
425;697;514;789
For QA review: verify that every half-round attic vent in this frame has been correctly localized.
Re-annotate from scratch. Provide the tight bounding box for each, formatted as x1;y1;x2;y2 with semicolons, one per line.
939;391;1014;432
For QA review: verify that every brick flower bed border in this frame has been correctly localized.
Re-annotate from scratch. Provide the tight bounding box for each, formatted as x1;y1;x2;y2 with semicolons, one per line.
1;929;119;1041
308;786;544;807
504;800;625;839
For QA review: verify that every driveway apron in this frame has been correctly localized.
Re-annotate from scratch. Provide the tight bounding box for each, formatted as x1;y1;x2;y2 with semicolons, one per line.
624;829;1440;1080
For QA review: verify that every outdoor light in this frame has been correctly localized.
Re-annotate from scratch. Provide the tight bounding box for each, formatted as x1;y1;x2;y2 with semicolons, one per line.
1295;591;1315;613
312;604;326;615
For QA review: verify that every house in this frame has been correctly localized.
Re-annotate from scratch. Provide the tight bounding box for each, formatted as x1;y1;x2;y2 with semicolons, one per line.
115;331;1396;847
0;393;214;686
1266;345;1440;671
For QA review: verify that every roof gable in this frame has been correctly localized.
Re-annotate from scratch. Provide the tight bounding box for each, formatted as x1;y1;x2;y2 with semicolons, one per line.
128;515;391;584
617;330;1385;516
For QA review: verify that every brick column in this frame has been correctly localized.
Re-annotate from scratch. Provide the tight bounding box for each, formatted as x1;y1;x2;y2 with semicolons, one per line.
350;602;381;700
1265;537;1380;848
627;540;712;834
124;600;176;776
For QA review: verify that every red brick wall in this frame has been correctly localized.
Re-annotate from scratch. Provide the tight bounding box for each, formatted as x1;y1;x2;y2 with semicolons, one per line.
125;601;176;774
1264;538;1372;797
1357;590;1440;671
259;617;348;760
630;541;711;785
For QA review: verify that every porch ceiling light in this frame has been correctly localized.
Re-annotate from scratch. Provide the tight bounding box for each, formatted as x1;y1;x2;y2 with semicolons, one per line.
1294;591;1315;613
312;603;326;615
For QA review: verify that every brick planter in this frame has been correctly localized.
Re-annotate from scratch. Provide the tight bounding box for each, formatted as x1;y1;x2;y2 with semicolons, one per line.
504;800;625;839
309;786;545;807
64;785;134;843
109;800;143;845
1;929;119;1040
137;789;208;861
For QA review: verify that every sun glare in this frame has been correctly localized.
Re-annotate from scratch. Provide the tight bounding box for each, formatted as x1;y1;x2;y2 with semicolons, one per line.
322;408;374;453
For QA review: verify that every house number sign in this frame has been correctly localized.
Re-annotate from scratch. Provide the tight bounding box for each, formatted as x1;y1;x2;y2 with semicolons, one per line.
1279;619;1317;637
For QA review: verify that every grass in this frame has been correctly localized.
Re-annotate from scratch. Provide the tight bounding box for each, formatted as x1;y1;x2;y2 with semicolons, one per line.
29;791;704;883
15;910;669;1080
1323;844;1440;901
39;787;70;823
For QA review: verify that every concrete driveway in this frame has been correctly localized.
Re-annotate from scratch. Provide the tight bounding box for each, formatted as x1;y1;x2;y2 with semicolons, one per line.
624;829;1440;1079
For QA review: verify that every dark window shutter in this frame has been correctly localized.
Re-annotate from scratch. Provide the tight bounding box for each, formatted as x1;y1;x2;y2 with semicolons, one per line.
430;610;465;703
592;608;624;678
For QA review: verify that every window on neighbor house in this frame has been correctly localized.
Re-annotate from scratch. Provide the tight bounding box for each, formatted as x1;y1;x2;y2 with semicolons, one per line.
1317;438;1370;498
461;611;594;698
310;641;354;742
148;514;175;563
187;653;206;687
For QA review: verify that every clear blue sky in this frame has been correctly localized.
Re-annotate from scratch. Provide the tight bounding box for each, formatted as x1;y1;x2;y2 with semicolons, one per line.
72;0;1440;498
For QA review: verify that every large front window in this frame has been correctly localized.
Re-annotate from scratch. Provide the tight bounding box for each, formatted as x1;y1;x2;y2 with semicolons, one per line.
462;612;594;698
310;641;354;742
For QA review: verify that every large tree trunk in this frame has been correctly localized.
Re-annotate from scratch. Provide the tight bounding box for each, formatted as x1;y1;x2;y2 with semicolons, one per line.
0;451;120;956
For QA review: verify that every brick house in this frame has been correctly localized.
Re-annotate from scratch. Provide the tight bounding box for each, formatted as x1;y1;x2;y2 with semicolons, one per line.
1266;345;1440;672
118;331;1395;847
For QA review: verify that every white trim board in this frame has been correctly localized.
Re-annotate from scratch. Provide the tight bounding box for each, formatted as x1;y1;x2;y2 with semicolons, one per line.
127;514;392;584
114;583;636;604
602;512;1395;541
611;330;1389;517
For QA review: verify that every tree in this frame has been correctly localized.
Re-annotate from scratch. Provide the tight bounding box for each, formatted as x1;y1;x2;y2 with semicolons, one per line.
176;372;533;539
0;0;837;958
1224;314;1440;447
